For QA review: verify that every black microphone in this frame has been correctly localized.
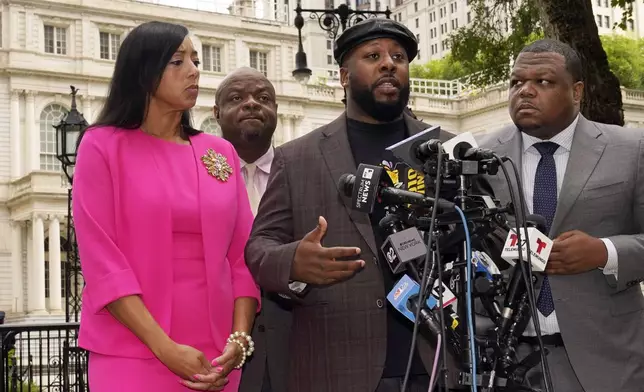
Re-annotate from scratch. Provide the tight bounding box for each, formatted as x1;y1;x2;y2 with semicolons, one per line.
452;141;496;161
338;165;456;214
415;139;444;162
498;213;548;335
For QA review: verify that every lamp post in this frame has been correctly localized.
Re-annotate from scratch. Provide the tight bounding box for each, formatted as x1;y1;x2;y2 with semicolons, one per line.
292;2;391;83
54;85;88;323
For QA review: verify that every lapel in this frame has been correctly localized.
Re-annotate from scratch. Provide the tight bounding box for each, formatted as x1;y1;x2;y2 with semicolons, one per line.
492;127;527;220
319;112;427;256
550;116;606;235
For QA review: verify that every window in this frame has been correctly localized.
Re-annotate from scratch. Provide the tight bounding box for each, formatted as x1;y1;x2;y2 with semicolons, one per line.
202;45;222;72
467;12;471;23
417;50;420;60
596;14;602;27
416;18;419;28
327;40;332;50
327;55;333;65
44;25;67;55
99;32;120;60
416;33;420;42
628;19;634;31
604;15;610;28
201;117;221;136
249;50;268;76
39;104;67;171
414;2;418;12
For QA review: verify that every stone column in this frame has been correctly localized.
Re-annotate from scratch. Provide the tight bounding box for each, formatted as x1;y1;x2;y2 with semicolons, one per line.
294;115;305;138
25;91;39;172
82;95;92;124
10;91;21;178
11;221;24;313
48;216;62;312
280;114;293;143
27;214;47;314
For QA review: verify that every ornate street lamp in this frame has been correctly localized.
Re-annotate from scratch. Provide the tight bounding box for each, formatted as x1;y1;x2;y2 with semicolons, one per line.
54;85;88;324
292;2;391;83
55;86;88;185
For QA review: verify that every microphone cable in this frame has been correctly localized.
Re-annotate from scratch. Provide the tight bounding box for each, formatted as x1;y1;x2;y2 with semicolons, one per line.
454;204;477;392
495;154;553;392
401;145;445;392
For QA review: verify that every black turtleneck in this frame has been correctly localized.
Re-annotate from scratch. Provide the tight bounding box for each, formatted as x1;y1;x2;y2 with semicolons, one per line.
345;117;428;378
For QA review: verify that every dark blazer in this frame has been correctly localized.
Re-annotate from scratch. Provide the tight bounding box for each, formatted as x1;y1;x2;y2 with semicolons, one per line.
239;292;292;392
478;115;644;392
245;112;462;392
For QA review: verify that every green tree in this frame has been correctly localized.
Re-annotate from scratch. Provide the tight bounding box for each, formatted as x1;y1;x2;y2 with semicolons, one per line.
410;54;470;81
448;0;638;126
601;35;644;90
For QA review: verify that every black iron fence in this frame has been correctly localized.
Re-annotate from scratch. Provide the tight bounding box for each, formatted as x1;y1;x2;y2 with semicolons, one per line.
0;322;88;392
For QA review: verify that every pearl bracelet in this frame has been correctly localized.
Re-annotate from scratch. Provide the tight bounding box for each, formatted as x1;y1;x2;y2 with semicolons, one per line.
227;331;255;369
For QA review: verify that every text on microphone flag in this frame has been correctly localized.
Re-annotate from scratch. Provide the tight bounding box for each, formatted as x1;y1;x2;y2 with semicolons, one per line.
500;227;553;272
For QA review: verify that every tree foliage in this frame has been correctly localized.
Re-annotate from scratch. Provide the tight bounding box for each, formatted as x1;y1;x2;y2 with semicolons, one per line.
444;0;637;125
413;35;644;91
448;0;636;88
600;35;644;90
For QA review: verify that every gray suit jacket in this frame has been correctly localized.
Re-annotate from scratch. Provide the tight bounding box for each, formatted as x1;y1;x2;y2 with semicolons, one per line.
478;115;644;392
245;113;461;392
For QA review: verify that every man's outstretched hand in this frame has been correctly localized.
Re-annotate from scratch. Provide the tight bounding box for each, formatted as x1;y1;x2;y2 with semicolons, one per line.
291;216;365;285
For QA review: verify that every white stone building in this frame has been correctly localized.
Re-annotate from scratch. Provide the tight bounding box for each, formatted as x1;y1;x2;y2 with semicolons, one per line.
0;0;643;323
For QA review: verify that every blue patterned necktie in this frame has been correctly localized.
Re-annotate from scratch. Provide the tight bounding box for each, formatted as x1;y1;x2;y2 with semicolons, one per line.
533;141;559;317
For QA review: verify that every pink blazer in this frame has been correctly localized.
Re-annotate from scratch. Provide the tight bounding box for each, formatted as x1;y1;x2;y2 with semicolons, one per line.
72;126;261;358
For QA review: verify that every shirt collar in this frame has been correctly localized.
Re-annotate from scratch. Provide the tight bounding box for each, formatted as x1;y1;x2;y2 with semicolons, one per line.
521;113;580;153
240;146;274;174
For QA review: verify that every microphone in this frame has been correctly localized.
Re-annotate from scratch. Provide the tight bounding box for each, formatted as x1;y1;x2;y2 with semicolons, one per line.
378;214;427;275
387;274;462;357
338;164;456;214
500;214;552;272
498;214;553;335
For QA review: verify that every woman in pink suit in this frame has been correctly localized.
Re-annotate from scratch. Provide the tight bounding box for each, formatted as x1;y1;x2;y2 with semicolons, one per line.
73;21;260;391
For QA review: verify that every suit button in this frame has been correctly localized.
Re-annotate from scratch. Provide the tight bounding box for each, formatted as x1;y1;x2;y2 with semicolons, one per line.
258;325;266;332
376;299;384;308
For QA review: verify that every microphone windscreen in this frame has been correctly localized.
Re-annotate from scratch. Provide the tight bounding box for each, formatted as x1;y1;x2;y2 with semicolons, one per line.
337;173;355;198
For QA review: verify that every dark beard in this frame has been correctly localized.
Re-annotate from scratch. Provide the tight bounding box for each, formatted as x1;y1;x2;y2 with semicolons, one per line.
350;76;410;122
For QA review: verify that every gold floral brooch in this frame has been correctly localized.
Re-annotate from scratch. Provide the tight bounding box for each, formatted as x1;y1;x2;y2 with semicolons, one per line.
201;149;233;182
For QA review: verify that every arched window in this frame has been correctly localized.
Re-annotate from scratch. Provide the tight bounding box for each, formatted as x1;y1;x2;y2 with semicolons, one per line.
201;117;221;136
39;104;68;171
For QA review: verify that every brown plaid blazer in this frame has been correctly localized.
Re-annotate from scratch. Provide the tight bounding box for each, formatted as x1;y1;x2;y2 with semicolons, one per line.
245;112;461;392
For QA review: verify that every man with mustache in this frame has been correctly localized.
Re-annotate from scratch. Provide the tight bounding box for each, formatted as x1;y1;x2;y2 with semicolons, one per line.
215;67;293;392
245;19;463;392
479;39;644;391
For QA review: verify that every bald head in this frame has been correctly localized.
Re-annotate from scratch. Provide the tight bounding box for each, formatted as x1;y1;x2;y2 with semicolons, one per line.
213;67;278;162
215;67;272;105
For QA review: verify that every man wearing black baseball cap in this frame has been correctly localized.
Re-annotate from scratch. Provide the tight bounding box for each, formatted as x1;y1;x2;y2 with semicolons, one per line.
246;18;460;392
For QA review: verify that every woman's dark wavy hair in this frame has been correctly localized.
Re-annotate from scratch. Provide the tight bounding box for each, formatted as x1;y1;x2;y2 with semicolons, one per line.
84;21;199;138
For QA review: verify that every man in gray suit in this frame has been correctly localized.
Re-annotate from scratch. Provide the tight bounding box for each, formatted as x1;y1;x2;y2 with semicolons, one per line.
478;39;644;392
215;67;292;392
245;18;471;392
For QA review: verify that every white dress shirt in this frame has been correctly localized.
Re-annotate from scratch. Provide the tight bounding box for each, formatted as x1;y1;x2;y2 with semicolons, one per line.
520;114;618;336
241;147;274;214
